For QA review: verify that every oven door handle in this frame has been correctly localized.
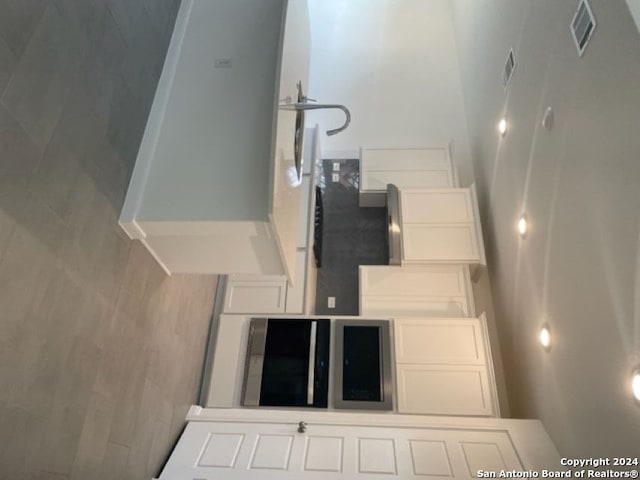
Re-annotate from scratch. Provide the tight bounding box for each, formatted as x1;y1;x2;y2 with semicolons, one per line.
307;321;317;405
387;184;402;266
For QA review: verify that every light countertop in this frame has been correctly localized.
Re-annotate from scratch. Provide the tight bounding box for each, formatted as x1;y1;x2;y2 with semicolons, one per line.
269;0;311;283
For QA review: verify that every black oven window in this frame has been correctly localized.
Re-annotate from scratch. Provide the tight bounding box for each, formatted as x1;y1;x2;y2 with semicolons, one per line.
260;320;311;406
342;326;382;402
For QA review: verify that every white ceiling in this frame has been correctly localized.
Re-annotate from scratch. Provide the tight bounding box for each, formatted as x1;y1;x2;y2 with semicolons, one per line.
452;0;640;456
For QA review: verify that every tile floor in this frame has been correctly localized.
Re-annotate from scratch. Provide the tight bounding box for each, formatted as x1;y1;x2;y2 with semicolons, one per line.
0;1;218;478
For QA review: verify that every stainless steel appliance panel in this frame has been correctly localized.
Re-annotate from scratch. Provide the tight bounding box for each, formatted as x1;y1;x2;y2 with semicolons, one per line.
387;184;402;265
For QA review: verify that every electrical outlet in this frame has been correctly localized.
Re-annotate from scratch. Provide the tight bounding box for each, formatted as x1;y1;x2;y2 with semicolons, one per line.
331;173;339;182
214;58;232;68
327;297;336;308
332;162;340;171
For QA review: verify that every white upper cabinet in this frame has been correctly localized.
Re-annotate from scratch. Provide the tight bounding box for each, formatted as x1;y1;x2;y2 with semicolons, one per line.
359;265;475;317
359;145;458;207
394;315;499;417
400;185;486;265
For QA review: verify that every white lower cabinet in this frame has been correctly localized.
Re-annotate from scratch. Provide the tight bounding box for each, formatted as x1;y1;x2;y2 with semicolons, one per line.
223;275;288;314
223;250;311;314
396;365;494;416
393;315;499;416
359;265;475;317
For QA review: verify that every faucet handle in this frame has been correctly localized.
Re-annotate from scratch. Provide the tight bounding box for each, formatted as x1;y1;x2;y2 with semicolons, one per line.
296;80;316;103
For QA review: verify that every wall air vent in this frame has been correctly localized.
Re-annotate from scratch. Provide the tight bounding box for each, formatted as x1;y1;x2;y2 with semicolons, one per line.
502;48;516;88
571;0;596;56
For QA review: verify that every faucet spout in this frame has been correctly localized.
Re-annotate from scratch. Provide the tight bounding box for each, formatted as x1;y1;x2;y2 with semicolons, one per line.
282;102;351;136
293;103;351;136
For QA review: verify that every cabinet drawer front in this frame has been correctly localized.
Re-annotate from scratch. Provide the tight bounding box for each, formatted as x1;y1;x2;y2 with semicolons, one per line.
400;189;473;223
403;225;480;262
362;147;447;170
361;296;469;318
394;318;485;364
362;169;453;191
396;365;493;416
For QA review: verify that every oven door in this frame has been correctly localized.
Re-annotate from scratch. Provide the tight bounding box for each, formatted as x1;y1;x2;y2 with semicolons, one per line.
242;318;330;408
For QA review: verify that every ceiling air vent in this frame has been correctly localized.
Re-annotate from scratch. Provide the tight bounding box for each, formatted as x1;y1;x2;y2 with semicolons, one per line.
502;48;516;88
571;0;596;56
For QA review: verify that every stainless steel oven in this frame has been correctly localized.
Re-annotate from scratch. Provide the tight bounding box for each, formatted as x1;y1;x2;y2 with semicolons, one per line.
333;319;393;410
241;318;330;408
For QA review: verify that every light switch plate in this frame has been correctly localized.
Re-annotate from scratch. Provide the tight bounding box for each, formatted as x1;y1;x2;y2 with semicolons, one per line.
331;173;339;182
327;297;336;308
332;162;340;171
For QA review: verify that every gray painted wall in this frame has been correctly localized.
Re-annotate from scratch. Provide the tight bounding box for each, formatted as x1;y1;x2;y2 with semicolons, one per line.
453;0;640;456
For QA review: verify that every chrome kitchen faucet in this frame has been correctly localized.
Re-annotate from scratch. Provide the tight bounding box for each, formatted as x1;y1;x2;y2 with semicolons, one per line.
281;81;351;136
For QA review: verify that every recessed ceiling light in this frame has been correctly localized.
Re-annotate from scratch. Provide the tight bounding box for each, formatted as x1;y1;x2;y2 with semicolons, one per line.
498;117;508;136
542;106;554;131
632;369;640;402
539;325;551;350
518;214;528;238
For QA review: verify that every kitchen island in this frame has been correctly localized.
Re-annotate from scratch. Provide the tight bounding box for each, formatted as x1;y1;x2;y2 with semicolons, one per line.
119;0;310;283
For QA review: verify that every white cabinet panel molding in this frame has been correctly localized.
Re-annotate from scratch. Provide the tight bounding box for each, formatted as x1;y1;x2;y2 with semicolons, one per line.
403;224;481;262
359;265;475;318
359;145;458;207
400;189;474;224
400;185;486;266
361;265;471;297
223;277;287;314
394;318;485;364
396;364;493;416
393;315;499;417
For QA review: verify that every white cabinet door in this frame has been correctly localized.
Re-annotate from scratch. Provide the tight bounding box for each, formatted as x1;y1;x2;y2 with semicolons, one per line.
393;316;498;417
359;265;475;318
160;420;531;479
359;146;457;207
402;224;481;262
400;189;473;223
400;186;486;265
394;317;486;364
223;276;287;314
361;265;470;296
396;364;494;416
